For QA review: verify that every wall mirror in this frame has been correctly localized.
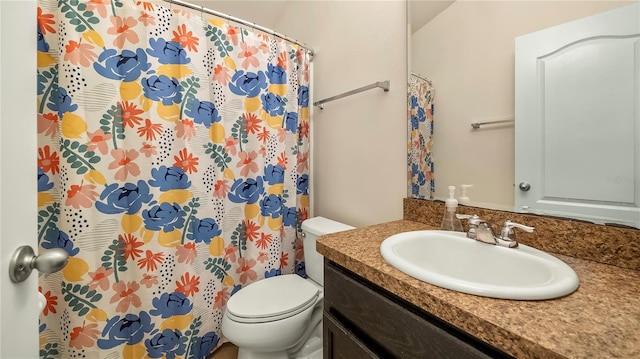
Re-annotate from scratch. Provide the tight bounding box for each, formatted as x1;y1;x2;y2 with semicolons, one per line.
408;0;640;228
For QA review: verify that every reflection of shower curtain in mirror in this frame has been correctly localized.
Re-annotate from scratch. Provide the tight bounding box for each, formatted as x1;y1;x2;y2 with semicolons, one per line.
408;75;435;199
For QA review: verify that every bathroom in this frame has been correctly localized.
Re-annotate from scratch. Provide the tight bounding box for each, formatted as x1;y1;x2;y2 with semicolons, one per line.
0;0;638;358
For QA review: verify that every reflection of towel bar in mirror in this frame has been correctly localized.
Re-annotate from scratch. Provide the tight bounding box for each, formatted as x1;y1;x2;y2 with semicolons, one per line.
471;118;514;129
314;80;390;109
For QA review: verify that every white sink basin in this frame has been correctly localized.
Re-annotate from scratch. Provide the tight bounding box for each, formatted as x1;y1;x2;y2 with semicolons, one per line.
380;230;579;300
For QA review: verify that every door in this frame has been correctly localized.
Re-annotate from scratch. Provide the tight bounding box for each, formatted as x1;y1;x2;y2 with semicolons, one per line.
0;0;39;358
515;3;640;227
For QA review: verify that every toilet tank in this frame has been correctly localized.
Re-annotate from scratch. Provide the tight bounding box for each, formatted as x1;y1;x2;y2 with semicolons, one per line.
300;217;354;285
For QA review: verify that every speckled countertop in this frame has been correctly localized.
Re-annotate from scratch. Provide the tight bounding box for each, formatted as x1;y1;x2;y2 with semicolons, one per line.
316;219;640;359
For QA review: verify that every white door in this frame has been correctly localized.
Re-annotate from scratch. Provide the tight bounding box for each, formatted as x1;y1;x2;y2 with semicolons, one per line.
515;3;640;227
0;0;39;358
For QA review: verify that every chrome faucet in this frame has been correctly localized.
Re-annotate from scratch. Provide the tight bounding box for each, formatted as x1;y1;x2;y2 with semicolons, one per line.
457;215;534;248
455;214;485;240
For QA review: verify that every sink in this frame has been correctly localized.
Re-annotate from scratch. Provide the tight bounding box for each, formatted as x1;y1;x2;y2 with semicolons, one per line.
380;230;579;300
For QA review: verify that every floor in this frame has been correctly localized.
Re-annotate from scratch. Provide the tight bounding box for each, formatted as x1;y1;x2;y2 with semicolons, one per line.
208;343;238;359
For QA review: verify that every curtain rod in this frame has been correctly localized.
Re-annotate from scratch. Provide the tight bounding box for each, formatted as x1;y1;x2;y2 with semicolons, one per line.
163;0;314;56
411;72;432;85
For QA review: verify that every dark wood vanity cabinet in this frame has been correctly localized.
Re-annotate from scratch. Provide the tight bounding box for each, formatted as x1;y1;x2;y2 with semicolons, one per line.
323;260;513;359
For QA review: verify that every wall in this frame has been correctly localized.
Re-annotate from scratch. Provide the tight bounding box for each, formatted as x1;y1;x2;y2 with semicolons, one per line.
277;1;408;227
411;0;635;211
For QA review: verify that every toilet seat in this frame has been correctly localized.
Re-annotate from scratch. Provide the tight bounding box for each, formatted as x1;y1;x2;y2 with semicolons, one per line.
225;274;320;324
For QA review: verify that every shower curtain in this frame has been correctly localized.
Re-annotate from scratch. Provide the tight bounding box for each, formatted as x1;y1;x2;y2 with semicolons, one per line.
408;74;435;199
36;0;311;357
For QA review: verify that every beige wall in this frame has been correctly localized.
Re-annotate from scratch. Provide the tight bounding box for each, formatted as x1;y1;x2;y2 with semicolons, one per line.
277;1;408;227
411;0;635;211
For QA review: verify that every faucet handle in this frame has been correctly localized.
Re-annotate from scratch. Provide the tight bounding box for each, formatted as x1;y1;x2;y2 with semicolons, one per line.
500;220;534;240
456;214;484;239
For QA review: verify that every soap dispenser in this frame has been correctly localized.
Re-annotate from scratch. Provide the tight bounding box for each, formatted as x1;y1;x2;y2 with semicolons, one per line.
459;184;473;205
441;186;464;231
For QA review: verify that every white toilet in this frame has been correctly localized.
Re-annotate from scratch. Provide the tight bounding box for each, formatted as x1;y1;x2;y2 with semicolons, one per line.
221;217;354;359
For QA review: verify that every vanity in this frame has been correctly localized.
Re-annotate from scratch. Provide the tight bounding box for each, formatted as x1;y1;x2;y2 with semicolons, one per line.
317;199;640;358
323;258;511;358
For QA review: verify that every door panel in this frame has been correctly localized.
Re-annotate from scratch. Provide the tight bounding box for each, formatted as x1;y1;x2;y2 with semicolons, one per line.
542;36;637;203
0;0;39;357
515;3;640;227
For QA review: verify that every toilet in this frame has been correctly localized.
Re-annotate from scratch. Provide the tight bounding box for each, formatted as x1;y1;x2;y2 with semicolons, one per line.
221;217;354;359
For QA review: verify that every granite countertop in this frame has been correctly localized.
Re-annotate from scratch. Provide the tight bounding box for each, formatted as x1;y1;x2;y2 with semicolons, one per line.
316;220;640;359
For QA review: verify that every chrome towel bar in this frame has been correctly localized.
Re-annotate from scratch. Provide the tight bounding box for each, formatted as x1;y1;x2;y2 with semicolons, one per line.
314;80;390;109
471;119;514;129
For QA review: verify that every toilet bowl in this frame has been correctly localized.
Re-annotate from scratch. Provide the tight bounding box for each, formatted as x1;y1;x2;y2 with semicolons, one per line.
221;217;354;359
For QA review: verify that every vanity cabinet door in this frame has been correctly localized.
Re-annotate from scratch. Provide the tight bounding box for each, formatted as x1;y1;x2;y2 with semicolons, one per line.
324;260;511;359
323;312;380;359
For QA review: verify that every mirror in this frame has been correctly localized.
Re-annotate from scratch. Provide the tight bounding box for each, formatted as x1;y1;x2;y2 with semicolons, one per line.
408;0;639;227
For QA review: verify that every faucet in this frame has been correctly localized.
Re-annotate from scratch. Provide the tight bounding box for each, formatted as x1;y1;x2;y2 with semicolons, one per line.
457;215;534;248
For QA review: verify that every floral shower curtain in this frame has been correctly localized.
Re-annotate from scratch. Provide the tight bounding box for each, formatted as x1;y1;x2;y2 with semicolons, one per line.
408;74;435;199
36;0;311;357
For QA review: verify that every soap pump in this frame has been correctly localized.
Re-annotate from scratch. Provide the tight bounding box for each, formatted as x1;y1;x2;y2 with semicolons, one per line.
441;186;464;231
459;184;473;205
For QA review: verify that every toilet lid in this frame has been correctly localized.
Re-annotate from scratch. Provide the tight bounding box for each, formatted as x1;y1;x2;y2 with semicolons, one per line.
226;274;320;323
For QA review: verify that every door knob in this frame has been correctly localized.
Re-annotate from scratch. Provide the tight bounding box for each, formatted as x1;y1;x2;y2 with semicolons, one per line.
9;246;69;283
518;182;531;191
